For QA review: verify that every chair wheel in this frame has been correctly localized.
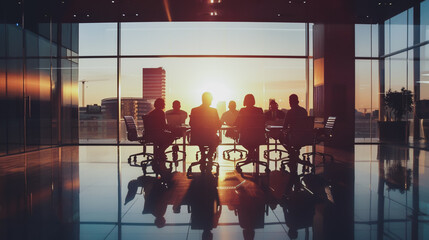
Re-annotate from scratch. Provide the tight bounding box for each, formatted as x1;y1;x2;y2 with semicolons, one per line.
227;154;230;159
133;156;137;163
128;157;131;164
240;153;243;158
236;166;242;173
265;168;271;174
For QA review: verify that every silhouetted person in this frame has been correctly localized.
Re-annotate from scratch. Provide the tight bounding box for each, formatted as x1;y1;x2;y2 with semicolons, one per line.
234;94;265;160
281;94;309;192
146;98;175;175
166;100;188;138
189;92;221;161
166;100;188;127
283;94;307;129
221;100;239;139
265;99;285;125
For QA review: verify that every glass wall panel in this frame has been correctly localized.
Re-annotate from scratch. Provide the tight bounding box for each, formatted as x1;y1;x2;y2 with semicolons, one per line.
78;23;117;56
121;22;306;56
390;11;408;53
120;57;306;142
6;59;24;154
7;25;23;57
421;0;429;43
39;59;53;147
371;24;379;57
355;24;371;57
0;59;6;155
78;58;117;144
25;58;41;151
389;52;408;92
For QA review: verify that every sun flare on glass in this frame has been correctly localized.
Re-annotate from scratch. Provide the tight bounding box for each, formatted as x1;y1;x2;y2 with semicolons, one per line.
196;78;233;106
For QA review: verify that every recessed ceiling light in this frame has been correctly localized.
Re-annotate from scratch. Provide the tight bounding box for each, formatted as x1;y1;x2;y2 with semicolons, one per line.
112;0;115;3
135;13;139;16
122;13;125;17
73;14;76;17
303;1;306;3
86;14;90;17
278;13;281;17
289;1;292;3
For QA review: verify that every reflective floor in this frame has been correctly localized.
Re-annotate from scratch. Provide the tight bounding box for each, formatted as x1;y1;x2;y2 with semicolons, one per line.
0;144;428;240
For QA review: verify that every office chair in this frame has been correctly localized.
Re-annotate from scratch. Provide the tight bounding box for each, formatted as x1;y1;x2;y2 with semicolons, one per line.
165;112;187;167
301;116;336;165
123;116;154;172
140;115;173;176
235;114;270;176
222;128;247;161
263;127;288;161
186;115;220;178
279;116;315;174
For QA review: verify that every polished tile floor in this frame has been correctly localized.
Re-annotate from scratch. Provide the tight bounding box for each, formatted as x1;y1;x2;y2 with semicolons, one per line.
0;144;428;240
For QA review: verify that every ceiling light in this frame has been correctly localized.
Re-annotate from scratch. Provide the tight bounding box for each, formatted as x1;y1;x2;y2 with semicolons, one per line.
112;0;115;3
122;13;125;17
86;14;90;17
278;13;281;17
303;1;306;3
135;13;139;16
73;14;76;17
289;1;292;3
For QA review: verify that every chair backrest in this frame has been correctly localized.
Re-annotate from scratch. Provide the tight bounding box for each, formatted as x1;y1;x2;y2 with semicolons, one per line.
166;111;186;127
237;114;266;147
123;116;138;141
287;116;315;147
324;116;336;137
189;114;220;145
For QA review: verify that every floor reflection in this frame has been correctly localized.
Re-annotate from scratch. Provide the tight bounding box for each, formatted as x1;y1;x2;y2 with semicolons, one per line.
0;144;428;239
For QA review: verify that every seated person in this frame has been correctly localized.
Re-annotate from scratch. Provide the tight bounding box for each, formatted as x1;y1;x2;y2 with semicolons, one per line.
234;94;265;158
220;100;239;139
165;100;188;137
265;99;286;141
189;92;221;161
280;94;309;181
283;94;308;130
264;99;285;125
146;98;175;171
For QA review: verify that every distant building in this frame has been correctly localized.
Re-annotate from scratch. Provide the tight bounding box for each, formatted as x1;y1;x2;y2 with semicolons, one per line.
79;104;103;120
101;98;153;120
143;67;166;100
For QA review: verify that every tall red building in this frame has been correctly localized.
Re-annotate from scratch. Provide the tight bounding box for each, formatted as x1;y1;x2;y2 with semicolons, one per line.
142;67;166;100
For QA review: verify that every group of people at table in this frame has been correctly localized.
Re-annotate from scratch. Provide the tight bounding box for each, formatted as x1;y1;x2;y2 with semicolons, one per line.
144;92;308;177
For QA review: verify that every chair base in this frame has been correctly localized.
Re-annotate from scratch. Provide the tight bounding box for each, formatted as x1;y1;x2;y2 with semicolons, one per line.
302;151;334;167
142;159;174;177
222;147;247;161
235;150;270;178
128;152;154;165
187;159;219;178
263;148;289;161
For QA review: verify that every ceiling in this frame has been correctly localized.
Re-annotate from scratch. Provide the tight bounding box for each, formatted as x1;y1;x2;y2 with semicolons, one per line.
0;0;422;24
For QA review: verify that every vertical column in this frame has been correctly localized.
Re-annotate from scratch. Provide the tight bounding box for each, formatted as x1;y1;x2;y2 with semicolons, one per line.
378;23;385;121
117;22;121;144
313;23;355;149
413;3;421;139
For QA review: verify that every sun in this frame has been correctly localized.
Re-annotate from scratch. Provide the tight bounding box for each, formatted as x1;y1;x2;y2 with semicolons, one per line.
196;79;233;106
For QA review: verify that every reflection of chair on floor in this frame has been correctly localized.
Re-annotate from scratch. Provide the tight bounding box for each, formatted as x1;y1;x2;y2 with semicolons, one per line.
301;116;336;165
264;127;288;161
281;187;316;240
123;116;154;170
222;128;247;161
280;116;315;175
235;115;270;176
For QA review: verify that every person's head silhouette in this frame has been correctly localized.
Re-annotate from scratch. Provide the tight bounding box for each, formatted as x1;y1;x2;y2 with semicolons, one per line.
269;99;279;111
201;92;213;107
289;94;299;109
228;100;237;111
154;98;165;110
172;100;181;111
243;94;255;107
154;216;166;228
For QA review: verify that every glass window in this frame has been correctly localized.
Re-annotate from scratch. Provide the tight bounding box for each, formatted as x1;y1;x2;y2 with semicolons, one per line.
421;0;429;43
384;20;390;55
0;24;5;57
120;57;306;142
420;45;429;100
355;24;371;57
78;23;117;56
7;24;23;57
408;8;413;47
389;52;407;92
78;58;117;144
390;11;408;53
120;22;306;56
371;24;379;57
